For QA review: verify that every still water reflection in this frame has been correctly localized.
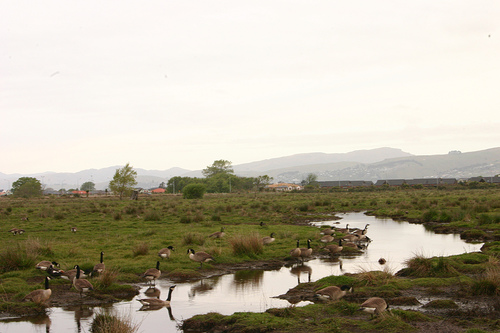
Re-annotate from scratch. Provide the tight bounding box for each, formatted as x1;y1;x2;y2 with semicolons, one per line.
0;212;483;332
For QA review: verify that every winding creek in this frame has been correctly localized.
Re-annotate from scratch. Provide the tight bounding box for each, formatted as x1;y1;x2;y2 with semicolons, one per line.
0;212;484;332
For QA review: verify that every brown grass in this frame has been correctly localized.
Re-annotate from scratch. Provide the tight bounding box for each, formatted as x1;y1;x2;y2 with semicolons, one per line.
228;233;263;257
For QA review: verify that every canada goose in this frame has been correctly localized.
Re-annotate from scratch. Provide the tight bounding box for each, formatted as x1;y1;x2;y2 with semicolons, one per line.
142;261;161;286
289;240;301;259
315;285;353;301
187;249;214;268
9;228;25;235
24;277;52;304
35;261;60;271
342;234;360;243
92;252;105;276
343;241;363;250
208;227;225;239
378;258;387;265
320;234;335;243
320;226;336;235
259;221;267;228
325;239;343;255
299;239;313;262
262;233;275;245
61;266;88;281
337;224;350;234
47;265;64;277
359;297;388;318
353;224;369;236
158;246;175;259
71;227;77;232
73;265;94;297
137;285;176;307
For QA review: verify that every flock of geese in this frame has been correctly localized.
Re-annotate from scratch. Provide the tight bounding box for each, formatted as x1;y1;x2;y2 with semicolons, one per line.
287;222;389;317
23;221;388;318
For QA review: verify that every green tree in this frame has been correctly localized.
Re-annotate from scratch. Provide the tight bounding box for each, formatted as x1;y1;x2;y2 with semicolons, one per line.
202;160;234;178
80;181;95;192
108;163;138;200
302;173;319;187
254;175;273;191
183;183;206;199
12;177;42;198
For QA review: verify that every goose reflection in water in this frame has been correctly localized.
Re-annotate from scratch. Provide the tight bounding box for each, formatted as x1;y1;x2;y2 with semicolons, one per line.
289;264;312;284
138;304;176;320
63;304;94;333
188;278;219;299
232;269;265;290
144;286;161;298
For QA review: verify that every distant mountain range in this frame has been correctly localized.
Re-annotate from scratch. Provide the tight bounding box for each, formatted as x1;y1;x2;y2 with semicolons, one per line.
1;147;499;191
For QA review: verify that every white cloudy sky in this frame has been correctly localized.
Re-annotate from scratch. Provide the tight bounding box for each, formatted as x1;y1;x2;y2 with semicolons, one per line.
1;1;499;174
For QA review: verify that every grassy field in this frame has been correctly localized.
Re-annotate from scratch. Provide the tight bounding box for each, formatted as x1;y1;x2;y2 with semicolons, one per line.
1;188;499;319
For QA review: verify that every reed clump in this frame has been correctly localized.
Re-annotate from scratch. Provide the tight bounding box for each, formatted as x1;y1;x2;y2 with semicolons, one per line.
132;242;149;257
90;311;139;333
228;233;263;257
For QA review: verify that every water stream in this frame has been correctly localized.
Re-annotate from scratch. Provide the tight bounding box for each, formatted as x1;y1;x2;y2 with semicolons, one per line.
0;212;483;332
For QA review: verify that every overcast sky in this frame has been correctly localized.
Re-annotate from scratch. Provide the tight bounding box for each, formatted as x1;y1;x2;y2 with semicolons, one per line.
1;1;499;174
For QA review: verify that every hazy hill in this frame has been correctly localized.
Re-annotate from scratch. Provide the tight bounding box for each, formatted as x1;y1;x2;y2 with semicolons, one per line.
247;147;500;183
1;147;499;190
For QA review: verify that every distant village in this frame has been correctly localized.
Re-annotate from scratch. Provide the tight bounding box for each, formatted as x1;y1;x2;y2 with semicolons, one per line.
2;175;497;197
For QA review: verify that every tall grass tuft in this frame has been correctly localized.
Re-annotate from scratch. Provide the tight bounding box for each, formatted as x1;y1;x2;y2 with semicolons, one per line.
132;242;149;257
94;268;120;289
0;244;37;273
228;233;263;257
90;311;139;333
182;232;206;246
143;210;161;221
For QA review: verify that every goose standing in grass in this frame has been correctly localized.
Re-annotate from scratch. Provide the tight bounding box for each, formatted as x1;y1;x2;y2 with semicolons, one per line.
208;227;226;239
320;226;336;235
299;239;313;263
187;249;214;268
262;233;275;245
137;285;176;308
325;239;343;255
73;265;94;297
47;265;64;277
23;277;52;305
61;265;88;282
289;240;301;260
92;252;105;276
359;297;388;318
342;233;360;243
315;285;353;301
320;234;335;243
142;261;161;286
158;246;175;259
352;224;369;237
337;224;350;234
35;261;60;271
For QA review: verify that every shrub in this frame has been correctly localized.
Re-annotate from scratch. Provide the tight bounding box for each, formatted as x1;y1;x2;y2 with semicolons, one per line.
183;184;206;199
183;232;206;246
132;242;149;257
0;244;37;273
228;233;263;257
143;210;161;221
90;312;139;333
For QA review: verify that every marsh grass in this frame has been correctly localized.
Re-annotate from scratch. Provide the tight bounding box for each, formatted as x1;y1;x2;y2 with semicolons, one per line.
403;254;458;277
90;311;139;333
0;243;37;273
132;243;149;257
94;268;120;289
182;232;206;246
228;233;263;257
